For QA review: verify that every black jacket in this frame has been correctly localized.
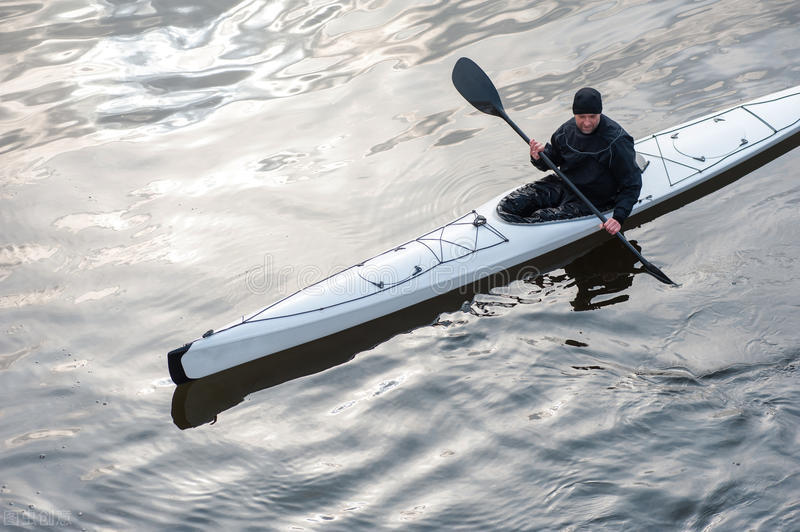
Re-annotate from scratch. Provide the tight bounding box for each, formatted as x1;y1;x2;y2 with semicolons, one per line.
532;115;642;223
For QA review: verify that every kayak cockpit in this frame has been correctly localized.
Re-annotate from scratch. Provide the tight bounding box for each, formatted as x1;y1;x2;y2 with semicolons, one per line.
494;152;651;226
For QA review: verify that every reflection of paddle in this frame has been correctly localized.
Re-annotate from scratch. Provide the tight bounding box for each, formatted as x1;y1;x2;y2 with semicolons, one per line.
452;57;677;286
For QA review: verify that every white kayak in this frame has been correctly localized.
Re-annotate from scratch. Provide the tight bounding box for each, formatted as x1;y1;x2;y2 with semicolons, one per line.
168;84;800;384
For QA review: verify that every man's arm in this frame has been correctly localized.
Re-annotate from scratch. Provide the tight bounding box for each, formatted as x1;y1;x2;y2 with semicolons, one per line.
609;134;642;225
529;131;564;172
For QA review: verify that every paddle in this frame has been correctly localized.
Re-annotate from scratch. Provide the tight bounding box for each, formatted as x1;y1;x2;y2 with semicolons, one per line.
451;57;677;286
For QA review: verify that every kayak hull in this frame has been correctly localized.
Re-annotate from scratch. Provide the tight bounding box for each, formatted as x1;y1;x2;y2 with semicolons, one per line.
168;85;800;384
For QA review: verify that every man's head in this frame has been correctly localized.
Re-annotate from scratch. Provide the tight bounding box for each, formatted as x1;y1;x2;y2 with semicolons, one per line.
573;87;602;134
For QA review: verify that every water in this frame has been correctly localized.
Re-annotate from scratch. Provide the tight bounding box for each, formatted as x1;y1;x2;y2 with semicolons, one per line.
2;0;799;529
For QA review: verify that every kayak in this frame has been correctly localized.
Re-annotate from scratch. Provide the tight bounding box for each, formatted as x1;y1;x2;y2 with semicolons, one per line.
168;84;800;384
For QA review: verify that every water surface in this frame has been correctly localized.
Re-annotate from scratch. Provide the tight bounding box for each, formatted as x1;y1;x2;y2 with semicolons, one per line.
2;0;799;529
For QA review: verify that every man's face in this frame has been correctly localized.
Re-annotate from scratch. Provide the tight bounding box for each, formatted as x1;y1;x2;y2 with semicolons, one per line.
574;114;601;134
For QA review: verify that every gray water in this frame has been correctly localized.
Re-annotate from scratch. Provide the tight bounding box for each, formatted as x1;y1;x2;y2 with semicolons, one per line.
2;0;800;530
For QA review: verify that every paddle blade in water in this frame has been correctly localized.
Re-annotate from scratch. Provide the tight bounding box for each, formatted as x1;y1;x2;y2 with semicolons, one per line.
452;57;504;116
614;231;678;286
641;259;678;286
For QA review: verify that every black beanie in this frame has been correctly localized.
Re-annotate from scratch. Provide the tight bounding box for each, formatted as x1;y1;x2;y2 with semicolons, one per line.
573;87;602;114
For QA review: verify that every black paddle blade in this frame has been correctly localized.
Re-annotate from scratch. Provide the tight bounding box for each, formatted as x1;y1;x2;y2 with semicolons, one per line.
452;57;504;117
640;258;678;286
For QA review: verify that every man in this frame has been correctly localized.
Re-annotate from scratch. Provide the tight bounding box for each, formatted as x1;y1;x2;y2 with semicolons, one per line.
496;87;642;235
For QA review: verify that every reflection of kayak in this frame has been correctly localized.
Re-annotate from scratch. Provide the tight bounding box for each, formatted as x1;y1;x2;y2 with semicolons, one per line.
171;237;641;429
168;85;800;384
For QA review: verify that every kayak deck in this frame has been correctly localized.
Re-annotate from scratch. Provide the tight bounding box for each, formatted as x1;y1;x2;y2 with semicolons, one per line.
223;211;508;327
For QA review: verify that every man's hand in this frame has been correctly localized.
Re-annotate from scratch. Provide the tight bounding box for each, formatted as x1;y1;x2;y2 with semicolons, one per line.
601;218;621;235
529;138;545;160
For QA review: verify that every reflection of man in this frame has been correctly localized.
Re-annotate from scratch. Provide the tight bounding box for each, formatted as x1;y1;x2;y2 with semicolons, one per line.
497;88;642;235
566;238;640;311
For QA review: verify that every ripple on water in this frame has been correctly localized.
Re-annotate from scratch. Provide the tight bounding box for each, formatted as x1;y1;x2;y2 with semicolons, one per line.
0;345;38;371
5;428;81;448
